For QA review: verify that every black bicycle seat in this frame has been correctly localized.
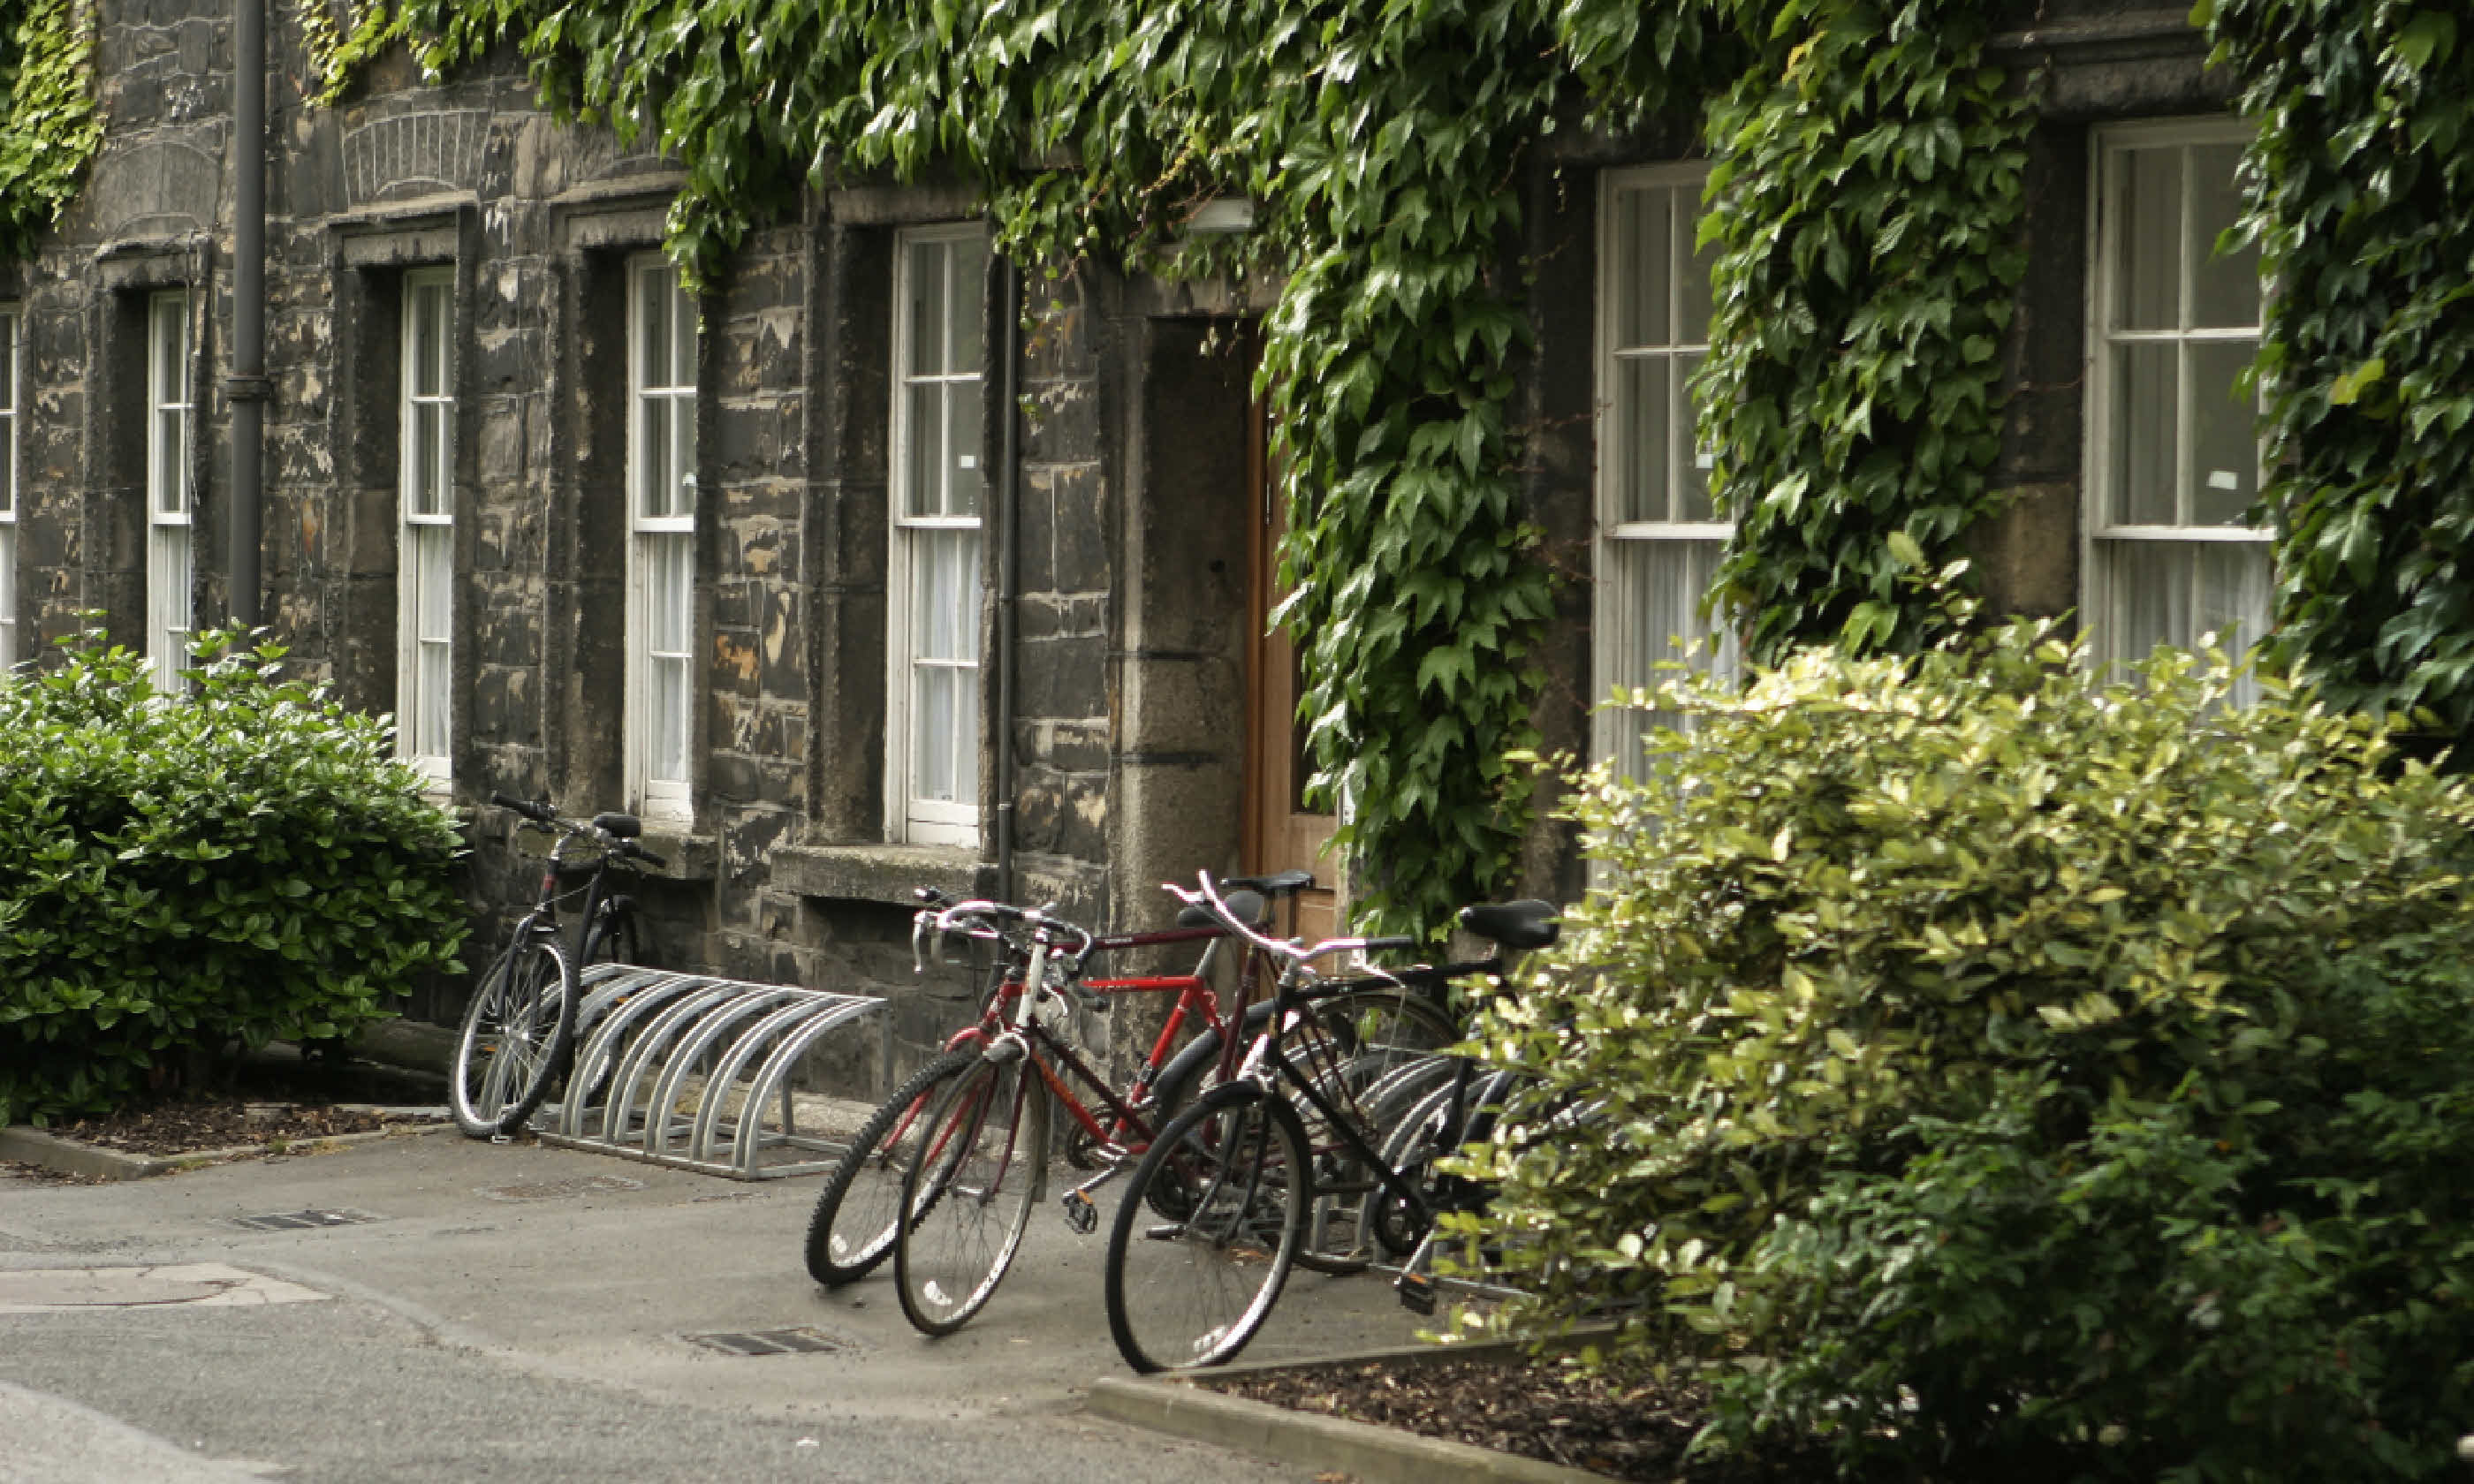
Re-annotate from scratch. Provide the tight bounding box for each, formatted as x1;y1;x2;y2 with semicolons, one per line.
593;812;643;839
1457;899;1560;950
1224;868;1314;896
1177;889;1268;930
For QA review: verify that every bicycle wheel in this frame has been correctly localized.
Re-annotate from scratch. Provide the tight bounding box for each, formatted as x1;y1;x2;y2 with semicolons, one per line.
1104;1083;1309;1374
892;1050;1050;1336
803;1049;978;1287
448;935;576;1138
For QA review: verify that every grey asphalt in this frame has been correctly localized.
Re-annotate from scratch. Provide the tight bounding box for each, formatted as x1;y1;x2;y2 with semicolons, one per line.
0;1125;1432;1481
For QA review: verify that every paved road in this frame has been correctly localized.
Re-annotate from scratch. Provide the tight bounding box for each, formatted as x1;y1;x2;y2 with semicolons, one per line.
0;1126;1431;1481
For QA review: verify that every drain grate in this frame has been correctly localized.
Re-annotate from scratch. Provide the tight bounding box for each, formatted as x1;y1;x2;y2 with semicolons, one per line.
479;1174;646;1202
685;1327;842;1356
231;1209;381;1232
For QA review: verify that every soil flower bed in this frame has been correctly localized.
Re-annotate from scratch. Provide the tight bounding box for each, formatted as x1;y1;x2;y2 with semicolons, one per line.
1195;1352;1827;1482
47;1097;414;1156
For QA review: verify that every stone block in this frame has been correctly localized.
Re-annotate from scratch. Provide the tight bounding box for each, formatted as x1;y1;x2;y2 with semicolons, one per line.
1017;632;1106;724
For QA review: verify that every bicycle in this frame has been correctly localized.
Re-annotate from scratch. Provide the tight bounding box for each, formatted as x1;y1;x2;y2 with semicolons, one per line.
802;877;1288;1292
1101;873;1557;1372
805;874;1459;1338
447;793;664;1139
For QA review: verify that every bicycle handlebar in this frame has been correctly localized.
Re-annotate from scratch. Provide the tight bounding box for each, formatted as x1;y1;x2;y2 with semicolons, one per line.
489;793;664;867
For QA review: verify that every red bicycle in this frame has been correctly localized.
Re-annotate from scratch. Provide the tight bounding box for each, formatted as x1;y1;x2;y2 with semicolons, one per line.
801;874;1456;1339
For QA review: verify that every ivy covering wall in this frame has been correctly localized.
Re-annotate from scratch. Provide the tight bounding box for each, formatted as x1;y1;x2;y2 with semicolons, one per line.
2201;2;2474;730
0;0;102;260
15;0;2474;930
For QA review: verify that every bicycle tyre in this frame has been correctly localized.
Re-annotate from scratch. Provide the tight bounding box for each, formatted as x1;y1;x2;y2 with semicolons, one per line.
1104;1082;1309;1374
892;1050;1050;1336
802;1049;979;1287
448;934;577;1139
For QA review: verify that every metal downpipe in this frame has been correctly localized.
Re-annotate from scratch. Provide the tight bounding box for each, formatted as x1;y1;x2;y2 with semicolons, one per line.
993;258;1023;904
227;0;268;627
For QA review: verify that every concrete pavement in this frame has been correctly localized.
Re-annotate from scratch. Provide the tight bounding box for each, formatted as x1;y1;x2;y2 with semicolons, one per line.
0;1124;1434;1481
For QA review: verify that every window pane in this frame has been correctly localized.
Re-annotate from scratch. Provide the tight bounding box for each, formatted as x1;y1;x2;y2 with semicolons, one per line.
946;237;985;375
415;525;452;641
2187;142;2258;330
417;639;451;758
639;269;672;390
669;285;697;386
906;382;945;517
640;395;671;522
913;665;957;804
945;382;983;519
652;655;687;783
2189;337;2261;526
410;283;446;397
1602;536;1738;778
913;527;982;662
2112;148;2182;332
149;522;191;686
1677;208;1717;348
908;240;945;378
1613;188;1673;349
1613;355;1670;523
2108;341;2177;526
156;409;187;516
649;531;692;653
1674;350;1713;521
412;404;444;516
669;398;697;519
2105;538;2271;701
0;525;16;670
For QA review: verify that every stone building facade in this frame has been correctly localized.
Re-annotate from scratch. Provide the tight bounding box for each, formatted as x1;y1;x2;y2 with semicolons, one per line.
0;2;2245;1086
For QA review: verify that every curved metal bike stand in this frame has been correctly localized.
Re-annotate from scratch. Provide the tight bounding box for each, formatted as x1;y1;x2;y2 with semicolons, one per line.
531;963;884;1179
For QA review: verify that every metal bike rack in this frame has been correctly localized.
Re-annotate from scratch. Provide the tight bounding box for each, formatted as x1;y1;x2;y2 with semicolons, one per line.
531;963;885;1179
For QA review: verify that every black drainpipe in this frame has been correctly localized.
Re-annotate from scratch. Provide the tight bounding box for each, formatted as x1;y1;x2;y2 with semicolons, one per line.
993;260;1024;904
227;0;268;627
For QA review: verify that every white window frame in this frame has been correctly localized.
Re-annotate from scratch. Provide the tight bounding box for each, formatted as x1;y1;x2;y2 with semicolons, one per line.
884;224;989;848
626;254;697;825
2083;117;2271;699
398;269;456;783
0;302;19;673
1593;163;1737;775
146;289;194;693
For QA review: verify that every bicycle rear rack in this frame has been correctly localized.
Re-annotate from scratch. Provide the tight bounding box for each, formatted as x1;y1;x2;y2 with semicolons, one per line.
530;964;886;1179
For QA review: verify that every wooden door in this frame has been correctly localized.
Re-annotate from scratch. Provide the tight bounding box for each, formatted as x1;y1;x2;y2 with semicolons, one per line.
1241;392;1339;941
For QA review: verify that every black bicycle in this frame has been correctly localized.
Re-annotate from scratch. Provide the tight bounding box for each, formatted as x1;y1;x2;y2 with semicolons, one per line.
447;794;663;1139
1101;874;1557;1372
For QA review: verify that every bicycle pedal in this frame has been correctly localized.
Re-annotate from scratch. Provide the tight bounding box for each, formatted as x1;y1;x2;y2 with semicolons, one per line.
489;1133;513;1146
1395;1272;1438;1315
1059;1191;1097;1235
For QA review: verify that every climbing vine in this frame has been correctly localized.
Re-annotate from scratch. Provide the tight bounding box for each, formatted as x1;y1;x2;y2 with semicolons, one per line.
2200;2;2474;728
282;0;2040;932
1695;0;2032;662
0;0;102;261
59;0;2430;929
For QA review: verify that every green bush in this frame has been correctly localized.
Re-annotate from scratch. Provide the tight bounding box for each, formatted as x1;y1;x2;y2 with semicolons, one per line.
1458;589;2474;1480
0;632;467;1124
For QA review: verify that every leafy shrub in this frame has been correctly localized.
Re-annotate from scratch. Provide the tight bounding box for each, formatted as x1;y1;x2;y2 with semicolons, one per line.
0;632;467;1124
1458;590;2474;1480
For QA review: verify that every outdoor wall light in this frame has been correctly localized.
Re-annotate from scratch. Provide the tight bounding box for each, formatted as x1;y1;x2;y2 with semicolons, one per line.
1184;198;1257;235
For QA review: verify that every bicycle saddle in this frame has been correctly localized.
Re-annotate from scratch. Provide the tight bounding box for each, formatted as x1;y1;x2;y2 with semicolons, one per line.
1457;899;1560;950
593;812;643;839
1224;868;1315;896
1176;889;1268;930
